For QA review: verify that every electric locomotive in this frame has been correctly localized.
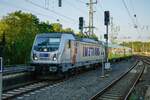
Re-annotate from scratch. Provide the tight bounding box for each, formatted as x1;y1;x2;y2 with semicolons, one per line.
30;32;105;75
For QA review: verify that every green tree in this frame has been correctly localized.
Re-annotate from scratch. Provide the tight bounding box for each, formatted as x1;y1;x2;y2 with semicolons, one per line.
0;10;100;65
50;23;63;32
0;10;39;64
38;21;52;33
89;33;98;41
62;28;74;33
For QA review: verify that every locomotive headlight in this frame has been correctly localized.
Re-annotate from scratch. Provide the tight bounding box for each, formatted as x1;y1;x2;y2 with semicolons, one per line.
53;57;57;61
33;53;38;60
34;56;38;60
53;54;57;61
43;48;48;52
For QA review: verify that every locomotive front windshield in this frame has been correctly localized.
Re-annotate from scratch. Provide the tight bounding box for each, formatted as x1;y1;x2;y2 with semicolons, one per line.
34;37;60;52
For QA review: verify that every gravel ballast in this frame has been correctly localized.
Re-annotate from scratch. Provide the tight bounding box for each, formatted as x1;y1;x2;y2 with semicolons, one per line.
14;59;135;100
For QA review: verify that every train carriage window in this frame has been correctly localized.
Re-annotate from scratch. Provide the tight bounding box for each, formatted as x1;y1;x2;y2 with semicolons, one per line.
68;40;71;48
95;48;97;55
89;47;94;56
98;48;100;55
88;47;90;56
89;48;91;56
99;49;101;56
95;48;100;56
83;46;86;56
92;48;94;56
74;41;78;47
85;47;88;56
83;46;84;56
101;51;104;56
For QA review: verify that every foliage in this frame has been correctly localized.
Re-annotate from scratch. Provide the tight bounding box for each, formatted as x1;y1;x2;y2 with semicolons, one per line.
109;53;131;60
49;23;63;32
120;41;150;53
1;11;148;65
0;11;40;64
38;21;51;33
0;11;74;65
0;10;98;65
62;28;74;33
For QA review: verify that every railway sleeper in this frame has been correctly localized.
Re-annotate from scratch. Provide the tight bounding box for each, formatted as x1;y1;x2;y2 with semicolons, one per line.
102;93;122;97
109;89;122;93
98;98;118;100
100;95;121;100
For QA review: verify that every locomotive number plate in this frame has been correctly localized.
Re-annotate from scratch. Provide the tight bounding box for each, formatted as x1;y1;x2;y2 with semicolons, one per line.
40;53;49;57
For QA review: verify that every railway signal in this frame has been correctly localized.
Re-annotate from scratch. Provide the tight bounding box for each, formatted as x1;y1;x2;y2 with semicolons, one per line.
58;0;62;7
79;17;84;33
104;34;108;40
104;11;110;26
104;11;111;70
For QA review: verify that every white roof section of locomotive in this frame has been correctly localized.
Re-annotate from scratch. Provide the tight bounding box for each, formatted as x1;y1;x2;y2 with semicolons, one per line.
35;33;98;43
35;32;75;38
35;33;105;47
80;38;98;43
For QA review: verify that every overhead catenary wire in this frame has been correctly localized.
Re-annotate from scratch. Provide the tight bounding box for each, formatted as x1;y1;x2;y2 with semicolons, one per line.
45;0;49;9
65;0;87;15
25;0;77;23
97;0;104;12
1;1;56;20
122;0;135;24
130;0;135;15
129;0;141;30
95;5;103;18
0;0;77;31
76;0;87;4
94;1;106;39
122;0;141;35
121;0;136;27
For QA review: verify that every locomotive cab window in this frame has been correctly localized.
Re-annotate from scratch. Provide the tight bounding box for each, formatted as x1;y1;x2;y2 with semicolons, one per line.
34;37;61;52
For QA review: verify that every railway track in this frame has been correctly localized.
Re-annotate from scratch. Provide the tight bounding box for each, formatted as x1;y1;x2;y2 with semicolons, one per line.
2;66;95;100
141;56;150;64
90;60;145;100
2;80;53;100
2;57;135;100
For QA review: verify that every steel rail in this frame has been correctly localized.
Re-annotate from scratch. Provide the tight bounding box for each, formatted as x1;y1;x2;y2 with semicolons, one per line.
124;61;145;100
2;81;50;100
90;60;139;100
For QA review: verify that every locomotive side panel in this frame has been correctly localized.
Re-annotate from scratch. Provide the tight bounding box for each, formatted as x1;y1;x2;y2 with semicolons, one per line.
75;41;104;66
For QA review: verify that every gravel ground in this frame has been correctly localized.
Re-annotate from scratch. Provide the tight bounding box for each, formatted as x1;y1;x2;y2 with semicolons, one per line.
129;63;150;100
14;59;135;100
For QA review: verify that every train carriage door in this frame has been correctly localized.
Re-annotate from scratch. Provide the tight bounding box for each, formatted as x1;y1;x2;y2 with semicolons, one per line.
71;41;77;64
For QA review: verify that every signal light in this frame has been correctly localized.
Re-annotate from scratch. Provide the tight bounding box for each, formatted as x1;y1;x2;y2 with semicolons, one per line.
104;11;110;25
104;34;108;39
79;17;84;30
58;0;62;7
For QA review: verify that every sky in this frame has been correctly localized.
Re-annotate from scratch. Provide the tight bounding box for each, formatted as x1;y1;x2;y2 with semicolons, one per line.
0;0;150;42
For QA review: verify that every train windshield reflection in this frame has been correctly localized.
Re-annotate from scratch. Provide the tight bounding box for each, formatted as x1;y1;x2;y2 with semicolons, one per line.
34;37;60;52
